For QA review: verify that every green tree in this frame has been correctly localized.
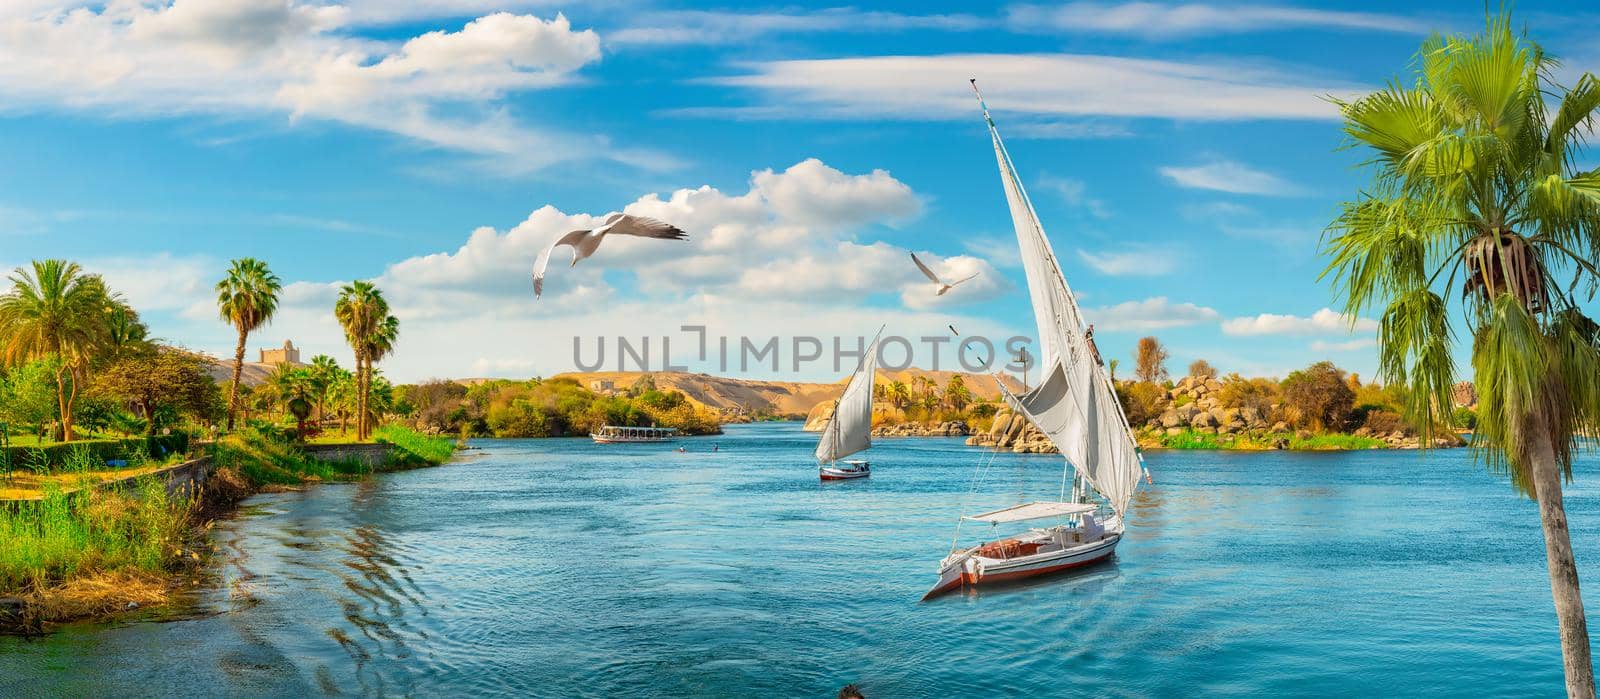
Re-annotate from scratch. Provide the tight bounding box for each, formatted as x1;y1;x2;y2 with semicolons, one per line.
308;354;340;423
335;281;388;441
0;358;62;437
1321;13;1600;692
95;346;221;435
216;258;281;431
944;375;973;411
0;260;117;441
1280;362;1355;432
363;314;399;436
886;380;910;410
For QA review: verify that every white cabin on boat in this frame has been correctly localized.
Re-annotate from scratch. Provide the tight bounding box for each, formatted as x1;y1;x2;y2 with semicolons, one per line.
591;425;680;443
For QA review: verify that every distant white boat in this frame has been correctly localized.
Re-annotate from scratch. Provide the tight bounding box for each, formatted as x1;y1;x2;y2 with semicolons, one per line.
925;82;1149;599
816;329;883;481
591;425;679;443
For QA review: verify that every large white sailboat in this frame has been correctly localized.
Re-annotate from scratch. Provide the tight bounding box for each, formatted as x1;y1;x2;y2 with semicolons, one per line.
924;82;1149;599
816;330;883;481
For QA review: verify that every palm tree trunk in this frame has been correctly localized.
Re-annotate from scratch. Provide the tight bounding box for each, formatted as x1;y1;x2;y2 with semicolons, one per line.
1529;420;1595;698
355;350;368;441
226;327;247;431
53;362;73;442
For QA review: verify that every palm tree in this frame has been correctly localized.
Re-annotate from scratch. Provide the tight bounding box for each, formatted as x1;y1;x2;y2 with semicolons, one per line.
1322;14;1600;695
0;260;114;441
945;375;972;412
335;281;387;440
361;314;399;438
326;367;356;435
887;380;910;410
216;259;281;431
308;354;340;424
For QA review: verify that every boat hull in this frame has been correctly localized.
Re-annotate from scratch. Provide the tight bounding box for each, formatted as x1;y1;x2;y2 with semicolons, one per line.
922;532;1119;600
819;462;870;480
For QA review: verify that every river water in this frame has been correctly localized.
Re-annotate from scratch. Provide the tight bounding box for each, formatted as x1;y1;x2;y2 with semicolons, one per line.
2;422;1595;696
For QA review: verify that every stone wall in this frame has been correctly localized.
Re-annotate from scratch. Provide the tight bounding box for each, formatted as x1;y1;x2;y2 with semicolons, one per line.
303;443;394;468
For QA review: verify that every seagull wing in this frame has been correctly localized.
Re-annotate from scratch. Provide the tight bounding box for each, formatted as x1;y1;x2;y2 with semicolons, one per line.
909;252;943;285
599;214;688;241
948;272;980;288
532;229;590;299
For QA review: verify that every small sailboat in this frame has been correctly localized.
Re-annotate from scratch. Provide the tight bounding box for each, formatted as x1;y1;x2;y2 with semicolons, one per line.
924;82;1149;599
816;330;883;481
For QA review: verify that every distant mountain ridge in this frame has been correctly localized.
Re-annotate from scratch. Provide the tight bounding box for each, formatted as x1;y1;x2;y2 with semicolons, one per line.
548;369;1023;417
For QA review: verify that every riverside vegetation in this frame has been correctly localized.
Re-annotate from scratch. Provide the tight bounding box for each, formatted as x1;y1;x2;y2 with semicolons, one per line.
0;255;454;630
394;374;724;438
0;425;453;630
971;339;1472;453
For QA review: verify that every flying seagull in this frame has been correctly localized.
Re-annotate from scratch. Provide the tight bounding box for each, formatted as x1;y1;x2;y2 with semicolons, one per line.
910;252;978;296
533;213;688;298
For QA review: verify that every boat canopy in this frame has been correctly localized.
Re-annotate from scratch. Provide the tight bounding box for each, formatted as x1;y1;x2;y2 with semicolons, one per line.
961;501;1096;524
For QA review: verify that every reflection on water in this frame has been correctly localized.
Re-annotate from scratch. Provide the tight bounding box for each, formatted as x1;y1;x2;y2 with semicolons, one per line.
1;424;1595;696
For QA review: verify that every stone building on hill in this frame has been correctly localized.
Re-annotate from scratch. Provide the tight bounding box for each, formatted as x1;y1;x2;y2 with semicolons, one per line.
260;340;302;366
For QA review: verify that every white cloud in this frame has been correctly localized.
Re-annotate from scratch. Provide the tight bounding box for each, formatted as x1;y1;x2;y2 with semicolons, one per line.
750;158;921;228
335;0;562;26
1159;160;1300;195
199;158;1013;380
1005;119;1134;140
1310;338;1376;352
1003;2;1427;39
88;253;216;314
1082;296;1219;331
0;4;658;172
1037;175;1110;218
1223;308;1378;336
702;53;1360;122
1077;247;1176;276
610;9;987;46
1218;221;1320;250
963;236;1022;268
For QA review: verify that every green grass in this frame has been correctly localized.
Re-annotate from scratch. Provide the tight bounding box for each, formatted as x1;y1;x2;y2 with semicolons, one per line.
210;429;371;486
1155;430;1259;450
0;471;187;592
1288;433;1386;450
1144;428;1386;451
374;425;456;466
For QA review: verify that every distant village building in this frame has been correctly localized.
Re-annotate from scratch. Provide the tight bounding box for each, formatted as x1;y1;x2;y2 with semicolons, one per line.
260;340;302;366
589;379;616;393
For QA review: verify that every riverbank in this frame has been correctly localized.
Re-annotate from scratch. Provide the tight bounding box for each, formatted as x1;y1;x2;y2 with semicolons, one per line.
2;426;1575;695
0;426;455;633
965;407;1464;452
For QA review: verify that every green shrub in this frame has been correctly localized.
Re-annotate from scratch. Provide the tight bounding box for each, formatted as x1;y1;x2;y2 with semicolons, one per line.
0;434;190;473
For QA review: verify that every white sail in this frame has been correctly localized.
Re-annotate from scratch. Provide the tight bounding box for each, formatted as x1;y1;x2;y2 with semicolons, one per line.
978;86;1144;518
815;333;882;463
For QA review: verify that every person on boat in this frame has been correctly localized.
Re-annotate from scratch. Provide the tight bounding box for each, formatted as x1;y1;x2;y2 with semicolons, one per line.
1084;323;1104;366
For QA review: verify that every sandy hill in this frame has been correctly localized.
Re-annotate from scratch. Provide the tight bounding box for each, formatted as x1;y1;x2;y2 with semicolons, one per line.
204;359;303;387
549;369;1022;417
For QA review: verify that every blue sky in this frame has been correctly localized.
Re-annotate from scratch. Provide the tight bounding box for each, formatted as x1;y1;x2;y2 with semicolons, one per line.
3;1;1597;382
